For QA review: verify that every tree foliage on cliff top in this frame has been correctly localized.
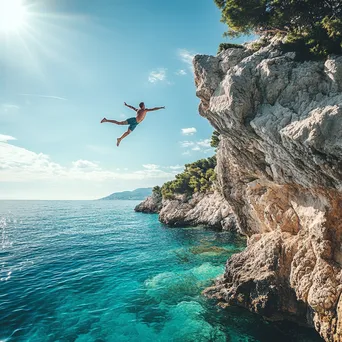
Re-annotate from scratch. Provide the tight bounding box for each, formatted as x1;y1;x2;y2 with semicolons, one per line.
215;0;342;58
152;185;162;197
161;156;217;200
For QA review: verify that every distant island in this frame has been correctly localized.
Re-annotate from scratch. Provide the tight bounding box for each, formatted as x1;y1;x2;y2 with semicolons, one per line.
98;188;152;200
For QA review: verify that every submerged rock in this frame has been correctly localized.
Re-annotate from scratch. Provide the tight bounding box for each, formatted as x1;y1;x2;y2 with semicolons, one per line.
190;245;230;255
194;39;342;341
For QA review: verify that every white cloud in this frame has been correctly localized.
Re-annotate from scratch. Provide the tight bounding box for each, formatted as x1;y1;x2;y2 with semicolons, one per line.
181;127;197;135
176;69;187;76
180;139;213;153
142;164;160;170
180;141;195;148
0;134;16;142
197;139;211;148
0;138;176;183
0;142;65;179
148;68;167;83
135;169;166;176
1;137;207;199
136;164;174;178
72;159;99;170
178;49;196;71
182;151;191;156
169;165;184;170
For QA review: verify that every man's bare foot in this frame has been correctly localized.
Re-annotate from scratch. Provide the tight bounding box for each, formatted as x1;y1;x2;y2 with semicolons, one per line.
117;138;121;147
101;118;107;123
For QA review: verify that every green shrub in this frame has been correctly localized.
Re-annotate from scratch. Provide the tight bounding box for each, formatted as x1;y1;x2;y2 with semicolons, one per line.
152;186;162;197
161;156;217;200
250;37;269;52
210;131;220;149
218;42;243;53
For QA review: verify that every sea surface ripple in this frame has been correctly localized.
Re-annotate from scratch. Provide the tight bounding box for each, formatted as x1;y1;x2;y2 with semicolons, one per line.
0;200;322;341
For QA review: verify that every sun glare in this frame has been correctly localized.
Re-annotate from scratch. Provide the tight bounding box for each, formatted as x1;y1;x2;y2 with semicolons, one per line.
0;0;28;33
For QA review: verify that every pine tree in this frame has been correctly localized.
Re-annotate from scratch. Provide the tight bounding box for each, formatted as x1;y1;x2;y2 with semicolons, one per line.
215;0;342;58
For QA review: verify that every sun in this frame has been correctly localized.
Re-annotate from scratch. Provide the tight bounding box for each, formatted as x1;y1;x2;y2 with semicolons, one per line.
0;0;28;33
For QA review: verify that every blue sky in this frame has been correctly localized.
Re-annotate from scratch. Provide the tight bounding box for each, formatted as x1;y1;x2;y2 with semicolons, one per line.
0;0;251;200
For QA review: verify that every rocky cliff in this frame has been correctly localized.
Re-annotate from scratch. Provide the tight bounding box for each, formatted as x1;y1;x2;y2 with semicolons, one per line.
135;191;236;230
194;38;342;341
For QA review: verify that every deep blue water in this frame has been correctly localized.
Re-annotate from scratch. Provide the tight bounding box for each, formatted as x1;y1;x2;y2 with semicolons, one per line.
0;200;322;342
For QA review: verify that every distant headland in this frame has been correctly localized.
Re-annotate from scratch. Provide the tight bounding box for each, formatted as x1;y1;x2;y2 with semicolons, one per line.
98;188;152;201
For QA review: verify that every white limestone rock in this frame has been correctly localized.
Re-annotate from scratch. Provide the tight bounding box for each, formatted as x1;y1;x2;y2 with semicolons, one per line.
194;41;342;341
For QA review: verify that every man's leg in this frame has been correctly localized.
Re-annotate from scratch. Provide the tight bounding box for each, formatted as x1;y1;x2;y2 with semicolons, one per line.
101;118;128;125
117;129;131;146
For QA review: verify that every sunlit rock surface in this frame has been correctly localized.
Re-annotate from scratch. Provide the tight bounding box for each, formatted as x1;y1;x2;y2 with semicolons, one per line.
194;39;342;341
136;191;236;230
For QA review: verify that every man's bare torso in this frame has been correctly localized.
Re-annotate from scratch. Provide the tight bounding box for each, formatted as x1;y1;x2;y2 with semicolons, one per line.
136;108;148;123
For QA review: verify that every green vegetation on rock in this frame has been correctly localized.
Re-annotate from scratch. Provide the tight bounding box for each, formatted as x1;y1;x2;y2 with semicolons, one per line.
161;156;217;200
217;42;243;53
210;131;220;149
215;0;342;58
152;185;162;197
249;37;269;52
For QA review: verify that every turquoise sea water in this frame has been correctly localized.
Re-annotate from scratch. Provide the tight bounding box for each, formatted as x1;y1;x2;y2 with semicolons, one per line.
0;200;322;342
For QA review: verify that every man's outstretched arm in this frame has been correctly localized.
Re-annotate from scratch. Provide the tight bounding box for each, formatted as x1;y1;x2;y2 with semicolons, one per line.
147;106;165;112
124;102;138;111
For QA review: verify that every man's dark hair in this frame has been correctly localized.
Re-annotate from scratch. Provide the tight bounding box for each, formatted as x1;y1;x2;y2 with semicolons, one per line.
139;102;144;108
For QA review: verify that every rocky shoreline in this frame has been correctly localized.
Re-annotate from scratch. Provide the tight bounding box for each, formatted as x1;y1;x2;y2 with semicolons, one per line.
135;191;237;230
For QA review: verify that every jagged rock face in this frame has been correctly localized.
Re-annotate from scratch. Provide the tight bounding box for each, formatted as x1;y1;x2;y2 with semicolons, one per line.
135;189;236;229
136;191;236;230
134;192;162;213
194;40;342;341
204;231;310;324
158;192;236;230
